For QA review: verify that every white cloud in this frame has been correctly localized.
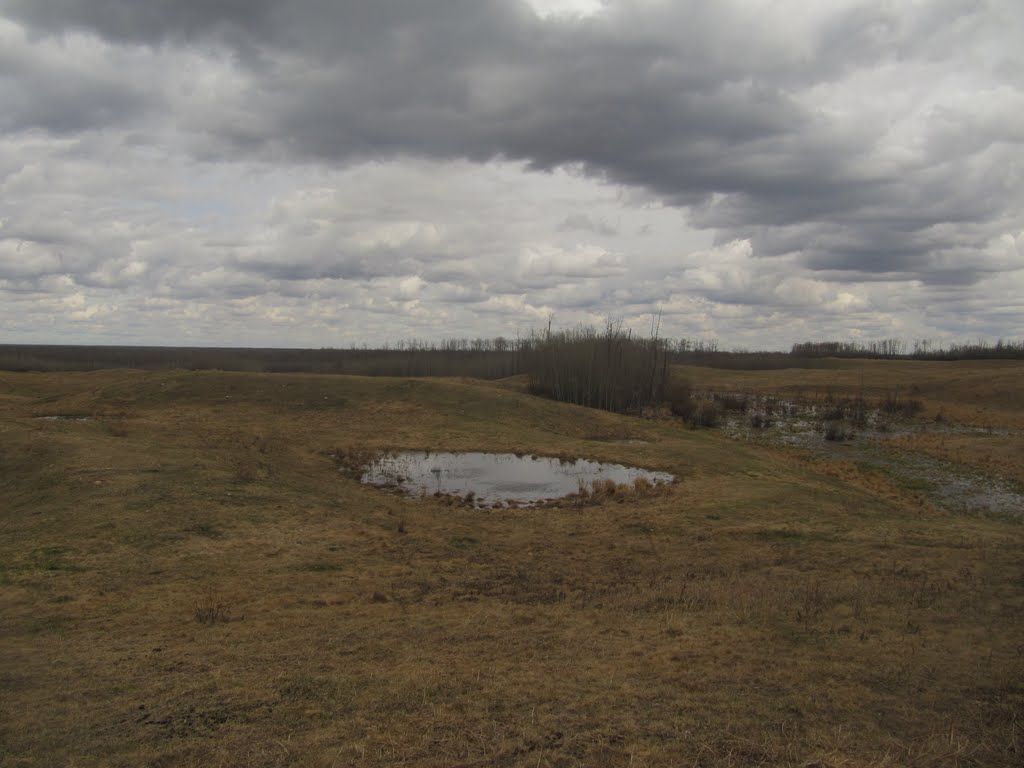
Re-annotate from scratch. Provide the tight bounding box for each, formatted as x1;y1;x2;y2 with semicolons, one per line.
0;1;1020;349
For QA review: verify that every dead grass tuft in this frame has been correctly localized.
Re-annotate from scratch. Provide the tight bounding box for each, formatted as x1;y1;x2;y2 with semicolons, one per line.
330;444;383;476
193;589;231;624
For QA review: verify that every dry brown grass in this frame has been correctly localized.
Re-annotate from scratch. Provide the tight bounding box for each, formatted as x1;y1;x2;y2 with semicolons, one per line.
1;368;1021;767
891;431;1024;486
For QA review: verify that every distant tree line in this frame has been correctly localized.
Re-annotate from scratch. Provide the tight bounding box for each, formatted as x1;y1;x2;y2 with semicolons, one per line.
0;344;521;378
1;333;1020;395
790;338;1024;360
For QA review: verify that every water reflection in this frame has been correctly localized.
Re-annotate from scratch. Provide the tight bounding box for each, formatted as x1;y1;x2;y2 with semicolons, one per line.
361;451;673;507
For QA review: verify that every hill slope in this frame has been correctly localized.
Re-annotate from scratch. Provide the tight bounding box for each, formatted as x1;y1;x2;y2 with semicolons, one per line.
2;370;1022;767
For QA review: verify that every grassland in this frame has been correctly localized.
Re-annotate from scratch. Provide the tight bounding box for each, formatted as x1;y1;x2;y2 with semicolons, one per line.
1;365;1022;767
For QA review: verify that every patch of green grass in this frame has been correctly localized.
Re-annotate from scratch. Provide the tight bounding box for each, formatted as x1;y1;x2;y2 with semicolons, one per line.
295;562;344;572
893;475;938;493
274;675;367;725
277;676;343;703
752;529;808;541
289;396;349;411
621;522;656;535
29;546;80;572
183;523;222;538
25;615;71;635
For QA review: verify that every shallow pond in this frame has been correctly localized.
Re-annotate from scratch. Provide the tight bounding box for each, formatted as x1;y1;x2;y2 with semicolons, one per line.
361;451;673;507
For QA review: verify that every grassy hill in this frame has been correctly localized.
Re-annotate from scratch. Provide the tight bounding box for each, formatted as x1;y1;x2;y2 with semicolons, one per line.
1;368;1022;767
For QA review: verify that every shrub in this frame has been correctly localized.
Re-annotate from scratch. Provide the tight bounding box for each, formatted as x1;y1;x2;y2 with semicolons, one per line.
666;379;696;420
903;399;924;417
823;420;853;441
665;381;722;427
822;405;846;421
691;401;721;428
715;393;749;413
879;393;924;418
849;396;870;426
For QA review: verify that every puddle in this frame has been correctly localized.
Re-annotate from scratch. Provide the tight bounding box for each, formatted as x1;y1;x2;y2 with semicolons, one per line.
33;415;91;422
360;451;673;507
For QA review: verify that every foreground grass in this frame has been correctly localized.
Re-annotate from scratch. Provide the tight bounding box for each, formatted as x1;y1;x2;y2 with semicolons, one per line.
1;369;1022;767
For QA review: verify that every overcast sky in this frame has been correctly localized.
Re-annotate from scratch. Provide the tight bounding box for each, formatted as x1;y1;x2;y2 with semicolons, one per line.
1;0;1021;349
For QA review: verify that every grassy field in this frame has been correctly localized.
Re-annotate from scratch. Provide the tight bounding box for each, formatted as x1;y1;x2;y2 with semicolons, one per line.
1;366;1022;767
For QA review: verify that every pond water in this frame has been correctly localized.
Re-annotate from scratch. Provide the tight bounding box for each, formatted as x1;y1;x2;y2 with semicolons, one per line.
360;451;674;507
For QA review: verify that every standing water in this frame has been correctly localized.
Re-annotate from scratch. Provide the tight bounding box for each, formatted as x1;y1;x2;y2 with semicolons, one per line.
360;451;673;507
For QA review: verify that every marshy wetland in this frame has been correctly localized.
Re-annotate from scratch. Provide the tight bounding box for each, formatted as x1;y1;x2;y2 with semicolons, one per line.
1;361;1023;766
708;391;1024;519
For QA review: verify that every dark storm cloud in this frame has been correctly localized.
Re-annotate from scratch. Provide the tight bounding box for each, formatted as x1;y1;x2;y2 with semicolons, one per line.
1;0;530;60
0;20;155;134
1;0;1021;313
0;68;149;136
233;247;425;282
1;0;278;46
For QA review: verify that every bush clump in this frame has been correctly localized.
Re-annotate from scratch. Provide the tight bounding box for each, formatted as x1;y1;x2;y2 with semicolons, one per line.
665;379;722;428
691;401;721;428
666;379;696;420
879;393;924;418
823;420;854;441
715;393;749;413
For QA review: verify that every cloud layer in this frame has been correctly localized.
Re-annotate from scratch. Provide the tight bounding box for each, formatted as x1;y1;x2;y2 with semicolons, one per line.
1;0;1021;347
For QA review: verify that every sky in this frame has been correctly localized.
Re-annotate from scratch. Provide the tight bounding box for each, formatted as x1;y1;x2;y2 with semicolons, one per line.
0;0;1021;350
